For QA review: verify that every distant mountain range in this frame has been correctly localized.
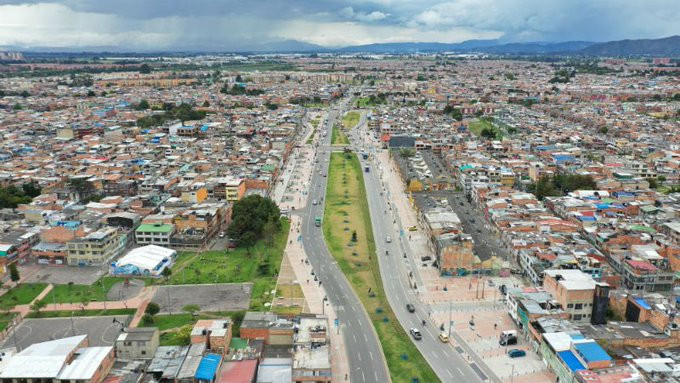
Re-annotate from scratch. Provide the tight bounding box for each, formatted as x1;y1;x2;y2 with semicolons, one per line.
4;35;679;57
578;35;680;56
336;36;680;56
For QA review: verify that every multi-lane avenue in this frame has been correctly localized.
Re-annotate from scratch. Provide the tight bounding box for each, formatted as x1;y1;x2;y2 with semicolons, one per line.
299;104;390;383
347;107;499;383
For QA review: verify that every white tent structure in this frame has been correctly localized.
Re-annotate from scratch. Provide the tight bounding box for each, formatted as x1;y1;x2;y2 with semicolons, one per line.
111;245;176;277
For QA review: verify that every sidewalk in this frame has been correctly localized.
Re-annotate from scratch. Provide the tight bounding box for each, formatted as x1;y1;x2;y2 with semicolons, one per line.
374;148;554;383
271;112;351;383
12;285;158;323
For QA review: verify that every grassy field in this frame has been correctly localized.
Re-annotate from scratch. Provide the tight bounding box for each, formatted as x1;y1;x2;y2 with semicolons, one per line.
468;118;502;139
0;283;47;309
41;277;151;305
26;308;135;318
0;312;16;331
356;97;386;108
331;123;349;145
341;111;361;129
167;219;290;311
323;152;439;383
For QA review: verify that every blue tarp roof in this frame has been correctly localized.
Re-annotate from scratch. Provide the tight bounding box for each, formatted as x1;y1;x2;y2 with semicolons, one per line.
552;155;575;163
195;353;221;380
635;297;651;310
574;342;612;363
558;350;586;372
578;216;596;222
535;145;555;151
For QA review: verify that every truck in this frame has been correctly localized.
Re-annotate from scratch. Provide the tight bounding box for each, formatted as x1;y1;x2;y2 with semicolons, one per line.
314;216;322;227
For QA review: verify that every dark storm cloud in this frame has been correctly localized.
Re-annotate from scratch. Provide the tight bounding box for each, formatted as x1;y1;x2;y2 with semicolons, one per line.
0;0;677;49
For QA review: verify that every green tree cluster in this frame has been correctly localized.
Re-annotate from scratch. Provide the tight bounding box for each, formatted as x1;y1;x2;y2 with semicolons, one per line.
8;263;20;283
137;103;207;128
528;174;597;200
443;104;463;121
0;183;41;208
227;195;281;253
220;84;265;96
290;95;322;105
135;99;150;110
549;69;574;84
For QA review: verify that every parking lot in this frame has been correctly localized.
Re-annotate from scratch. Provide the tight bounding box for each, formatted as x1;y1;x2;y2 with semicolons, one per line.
153;283;252;313
1;315;130;350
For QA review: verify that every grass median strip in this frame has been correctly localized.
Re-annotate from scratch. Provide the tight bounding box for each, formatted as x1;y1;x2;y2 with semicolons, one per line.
323;152;440;383
331;123;348;145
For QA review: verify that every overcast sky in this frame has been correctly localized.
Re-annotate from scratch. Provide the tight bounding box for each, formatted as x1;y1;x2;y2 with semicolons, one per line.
0;0;678;50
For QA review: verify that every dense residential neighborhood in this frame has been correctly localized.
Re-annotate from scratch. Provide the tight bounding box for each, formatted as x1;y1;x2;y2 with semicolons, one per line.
0;49;678;383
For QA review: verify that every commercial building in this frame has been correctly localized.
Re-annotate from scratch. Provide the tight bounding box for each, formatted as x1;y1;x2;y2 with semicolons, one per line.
543;270;609;323
434;232;476;274
67;227;122;266
135;223;175;246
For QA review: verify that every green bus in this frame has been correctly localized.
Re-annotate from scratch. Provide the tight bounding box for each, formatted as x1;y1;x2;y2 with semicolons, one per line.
315;216;322;227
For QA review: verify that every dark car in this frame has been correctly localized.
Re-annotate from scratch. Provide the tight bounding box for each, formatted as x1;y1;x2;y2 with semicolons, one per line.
508;349;526;358
500;336;518;346
406;304;416;313
410;328;422;340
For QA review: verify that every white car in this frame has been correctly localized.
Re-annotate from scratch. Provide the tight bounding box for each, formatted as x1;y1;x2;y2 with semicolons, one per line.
219;231;225;238
312;199;318;205
385;236;392;243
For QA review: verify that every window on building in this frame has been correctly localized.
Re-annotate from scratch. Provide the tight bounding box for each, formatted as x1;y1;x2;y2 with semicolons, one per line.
573;314;582;320
575;303;583;310
567;304;573;308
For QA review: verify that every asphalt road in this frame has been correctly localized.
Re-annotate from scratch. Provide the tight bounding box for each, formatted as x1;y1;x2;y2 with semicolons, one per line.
349;110;498;383
299;103;390;383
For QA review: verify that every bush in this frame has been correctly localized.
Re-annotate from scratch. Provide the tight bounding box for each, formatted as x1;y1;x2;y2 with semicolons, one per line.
145;302;160;316
142;313;155;325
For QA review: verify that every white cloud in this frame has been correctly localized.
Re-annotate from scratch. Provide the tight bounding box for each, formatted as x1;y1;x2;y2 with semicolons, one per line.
275;19;500;47
0;0;677;49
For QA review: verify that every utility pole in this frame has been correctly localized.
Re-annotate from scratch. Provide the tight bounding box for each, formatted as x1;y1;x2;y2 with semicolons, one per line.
448;299;453;338
166;288;172;315
70;312;76;337
12;319;19;352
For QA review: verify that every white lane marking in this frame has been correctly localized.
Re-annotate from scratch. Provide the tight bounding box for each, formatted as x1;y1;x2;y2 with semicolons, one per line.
447;370;454;378
370;351;374;361
431;351;440;360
